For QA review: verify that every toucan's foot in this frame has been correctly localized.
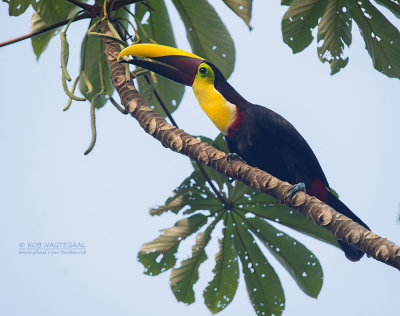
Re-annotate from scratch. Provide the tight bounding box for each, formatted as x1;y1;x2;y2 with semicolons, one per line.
227;153;247;164
287;182;306;198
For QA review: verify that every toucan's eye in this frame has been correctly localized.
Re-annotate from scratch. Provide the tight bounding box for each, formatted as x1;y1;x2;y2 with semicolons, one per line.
199;67;207;75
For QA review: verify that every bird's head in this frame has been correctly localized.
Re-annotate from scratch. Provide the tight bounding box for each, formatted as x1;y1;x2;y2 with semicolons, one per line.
118;43;214;85
118;44;244;134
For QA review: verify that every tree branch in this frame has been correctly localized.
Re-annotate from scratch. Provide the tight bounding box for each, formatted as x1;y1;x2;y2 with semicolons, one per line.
101;23;400;271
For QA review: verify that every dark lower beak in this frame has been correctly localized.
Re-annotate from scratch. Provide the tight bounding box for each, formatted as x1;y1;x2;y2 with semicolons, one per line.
126;56;203;86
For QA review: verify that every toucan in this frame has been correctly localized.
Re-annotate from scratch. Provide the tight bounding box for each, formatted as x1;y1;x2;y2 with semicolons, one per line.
118;44;369;261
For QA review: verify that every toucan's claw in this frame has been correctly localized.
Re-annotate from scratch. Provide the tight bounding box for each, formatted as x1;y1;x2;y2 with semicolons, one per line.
287;182;306;199
227;153;247;164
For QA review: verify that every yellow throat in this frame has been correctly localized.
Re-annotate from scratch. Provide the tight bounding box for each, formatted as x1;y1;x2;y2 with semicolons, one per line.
192;77;237;135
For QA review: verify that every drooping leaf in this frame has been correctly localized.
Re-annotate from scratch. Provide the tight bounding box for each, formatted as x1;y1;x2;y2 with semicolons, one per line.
31;0;75;25
246;217;323;298
233;212;285;316
138;213;208;276
170;217;218;304
78;9;128;108
234;189;338;246
172;0;235;78
204;214;239;314
30;12;60;60
348;0;400;78
79;33;111;108
282;0;329;53
317;0;352;74
8;0;30;16
29;0;85;59
135;0;185;115
223;0;253;29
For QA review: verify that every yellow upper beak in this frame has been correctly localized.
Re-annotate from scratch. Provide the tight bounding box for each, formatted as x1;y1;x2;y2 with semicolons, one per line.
118;43;204;61
117;44;205;86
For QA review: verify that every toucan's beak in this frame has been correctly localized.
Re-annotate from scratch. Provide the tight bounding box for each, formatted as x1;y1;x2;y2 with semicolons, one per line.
118;44;205;86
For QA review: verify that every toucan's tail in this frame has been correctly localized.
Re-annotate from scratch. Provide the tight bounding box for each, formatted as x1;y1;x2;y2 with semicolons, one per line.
327;190;370;261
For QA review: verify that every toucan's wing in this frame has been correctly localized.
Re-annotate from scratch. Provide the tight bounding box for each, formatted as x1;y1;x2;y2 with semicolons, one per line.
244;103;330;188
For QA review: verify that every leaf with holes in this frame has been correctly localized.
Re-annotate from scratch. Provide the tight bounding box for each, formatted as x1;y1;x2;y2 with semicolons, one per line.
142;133;329;315
170;217;219;304
223;0;253;29
8;0;30;16
247;217;323;298
234;187;338;246
348;0;400;78
233;212;285;316
135;0;185;115
138;213;208;276
282;0;329;53
317;0;352;74
172;0;235;78
204;214;239;314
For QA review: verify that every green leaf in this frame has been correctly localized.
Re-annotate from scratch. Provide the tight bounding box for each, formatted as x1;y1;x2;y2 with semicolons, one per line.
31;0;75;25
135;0;185;115
374;0;400;19
170;217;218;304
153;134;229;218
78;9;128;108
317;0;352;74
144;133;333;313
233;212;285;316
8;0;30;16
246;217;323;298
150;170;222;217
172;0;235;78
79;34;111;108
281;0;294;6
348;0;400;78
30;12;60;60
29;0;84;59
234;190;338;246
282;0;329;53
138;213;208;276
78;8;129;109
222;0;253;29
204;214;239;314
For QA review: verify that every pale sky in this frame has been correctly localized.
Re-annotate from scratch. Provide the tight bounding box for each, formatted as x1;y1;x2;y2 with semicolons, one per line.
1;1;399;316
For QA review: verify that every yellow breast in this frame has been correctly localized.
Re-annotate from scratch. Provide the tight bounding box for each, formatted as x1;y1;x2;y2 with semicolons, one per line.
192;79;237;134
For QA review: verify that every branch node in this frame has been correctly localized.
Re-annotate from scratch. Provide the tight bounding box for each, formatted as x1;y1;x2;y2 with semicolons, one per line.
291;191;307;207
197;151;209;165
144;118;157;135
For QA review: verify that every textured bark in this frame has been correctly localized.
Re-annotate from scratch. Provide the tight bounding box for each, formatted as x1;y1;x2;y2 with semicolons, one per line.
101;26;400;271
